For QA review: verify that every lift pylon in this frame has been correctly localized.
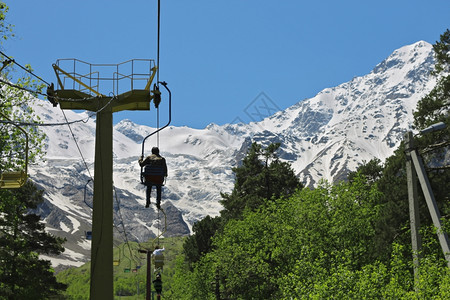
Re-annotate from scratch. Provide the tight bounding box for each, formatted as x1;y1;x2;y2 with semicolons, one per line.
51;58;159;299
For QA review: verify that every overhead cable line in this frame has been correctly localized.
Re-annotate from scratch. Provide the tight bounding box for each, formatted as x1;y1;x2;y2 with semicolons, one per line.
0;50;51;86
113;186;140;265
155;0;161;148
0;83;117;127
0;78;47;97
0;77;100;103
61;108;93;180
0;116;91;127
84;179;93;209
157;0;161;85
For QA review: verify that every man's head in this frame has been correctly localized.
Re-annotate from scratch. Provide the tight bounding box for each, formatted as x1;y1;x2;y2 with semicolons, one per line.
152;147;160;155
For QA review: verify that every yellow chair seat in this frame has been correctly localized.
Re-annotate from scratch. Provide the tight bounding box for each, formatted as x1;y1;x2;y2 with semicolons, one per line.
0;171;27;189
153;254;164;269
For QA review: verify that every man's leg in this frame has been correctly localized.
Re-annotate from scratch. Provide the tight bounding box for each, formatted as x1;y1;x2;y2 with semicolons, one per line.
145;184;152;208
156;185;162;209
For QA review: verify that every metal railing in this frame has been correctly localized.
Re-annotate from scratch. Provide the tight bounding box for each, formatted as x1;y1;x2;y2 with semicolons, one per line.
53;58;157;96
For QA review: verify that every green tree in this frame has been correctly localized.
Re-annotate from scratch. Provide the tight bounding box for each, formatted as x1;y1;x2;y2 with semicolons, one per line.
182;142;302;269
0;3;64;299
183;215;222;266
0;2;13;40
0;182;67;299
220;142;302;220
170;31;450;299
0;2;45;173
177;175;382;299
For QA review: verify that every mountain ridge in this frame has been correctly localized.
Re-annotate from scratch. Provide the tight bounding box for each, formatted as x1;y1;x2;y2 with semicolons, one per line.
26;40;436;269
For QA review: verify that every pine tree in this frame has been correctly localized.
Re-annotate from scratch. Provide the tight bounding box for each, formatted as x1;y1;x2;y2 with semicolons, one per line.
183;215;222;266
0;181;67;299
220;142;302;220
182;142;302;266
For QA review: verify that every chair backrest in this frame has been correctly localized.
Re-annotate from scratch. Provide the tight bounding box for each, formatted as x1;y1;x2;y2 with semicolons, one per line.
143;164;165;176
0;171;27;189
153;254;164;269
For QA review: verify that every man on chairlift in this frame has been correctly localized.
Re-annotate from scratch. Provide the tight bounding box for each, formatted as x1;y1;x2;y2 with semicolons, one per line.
139;147;168;209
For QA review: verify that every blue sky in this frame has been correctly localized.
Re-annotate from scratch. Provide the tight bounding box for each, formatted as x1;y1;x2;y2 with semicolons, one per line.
5;0;450;129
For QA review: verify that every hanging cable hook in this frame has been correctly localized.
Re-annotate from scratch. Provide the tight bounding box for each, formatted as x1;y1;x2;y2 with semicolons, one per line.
140;82;171;183
157;0;161;85
83;179;93;209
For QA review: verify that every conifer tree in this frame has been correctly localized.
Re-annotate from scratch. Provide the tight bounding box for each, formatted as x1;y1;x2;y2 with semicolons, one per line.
183;142;302;265
220;142;302;220
0;182;67;299
183;215;222;266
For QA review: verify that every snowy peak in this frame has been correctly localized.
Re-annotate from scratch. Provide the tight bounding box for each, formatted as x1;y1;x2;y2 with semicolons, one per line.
226;41;437;186
372;41;433;77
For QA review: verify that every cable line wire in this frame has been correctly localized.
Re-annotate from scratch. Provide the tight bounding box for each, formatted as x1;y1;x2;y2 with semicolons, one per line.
0;116;91;127
0;50;51;86
113;186;140;265
58;94;118;189
60;108;93;180
157;0;161;85
154;0;163;148
0;78;47;97
1;10;168;268
0;81;117;127
0;70;100;103
1;49;154;276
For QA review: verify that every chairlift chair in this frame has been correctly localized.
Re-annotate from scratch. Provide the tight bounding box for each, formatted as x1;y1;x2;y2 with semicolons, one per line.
113;245;121;266
139;81;171;184
85;231;92;240
0;113;29;189
0;171;27;188
141;164;166;186
153;252;165;270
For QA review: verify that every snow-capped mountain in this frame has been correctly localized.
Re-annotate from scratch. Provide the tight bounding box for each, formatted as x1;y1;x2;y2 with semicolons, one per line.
28;40;436;270
222;41;436;186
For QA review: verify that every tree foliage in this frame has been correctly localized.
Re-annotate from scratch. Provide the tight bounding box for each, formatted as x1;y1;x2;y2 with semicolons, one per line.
0;181;67;299
183;215;222;267
0;1;45;173
0;2;13;41
183;142;302;267
0;3;65;299
171;173;450;299
220;142;302;221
